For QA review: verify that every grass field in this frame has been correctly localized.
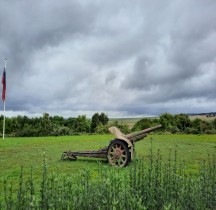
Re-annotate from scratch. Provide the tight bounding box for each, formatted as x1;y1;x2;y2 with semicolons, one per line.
1;134;215;178
0;134;216;208
189;115;216;121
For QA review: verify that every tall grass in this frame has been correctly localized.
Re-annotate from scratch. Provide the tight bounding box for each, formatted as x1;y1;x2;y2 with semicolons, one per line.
1;151;215;210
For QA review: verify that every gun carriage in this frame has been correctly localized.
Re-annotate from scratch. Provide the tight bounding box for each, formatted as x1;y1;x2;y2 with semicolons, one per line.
62;125;162;167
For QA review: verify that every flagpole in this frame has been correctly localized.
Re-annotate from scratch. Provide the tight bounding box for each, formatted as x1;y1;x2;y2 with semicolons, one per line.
2;58;7;139
3;99;5;139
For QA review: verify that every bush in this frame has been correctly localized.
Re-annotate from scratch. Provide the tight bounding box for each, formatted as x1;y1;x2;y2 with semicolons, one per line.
131;118;159;132
95;123;109;134
51;125;70;136
110;120;130;134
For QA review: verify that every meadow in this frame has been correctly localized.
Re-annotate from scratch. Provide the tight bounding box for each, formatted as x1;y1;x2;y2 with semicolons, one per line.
1;134;216;177
0;134;216;209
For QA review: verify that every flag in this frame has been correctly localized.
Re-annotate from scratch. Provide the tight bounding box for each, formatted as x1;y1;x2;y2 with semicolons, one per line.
2;67;6;102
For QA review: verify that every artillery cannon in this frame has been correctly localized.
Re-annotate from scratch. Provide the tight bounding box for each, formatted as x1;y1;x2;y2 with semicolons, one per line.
62;125;162;167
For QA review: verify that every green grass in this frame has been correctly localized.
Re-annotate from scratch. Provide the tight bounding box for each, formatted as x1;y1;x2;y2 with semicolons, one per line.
0;135;111;178
0;134;215;209
0;134;215;178
136;134;216;171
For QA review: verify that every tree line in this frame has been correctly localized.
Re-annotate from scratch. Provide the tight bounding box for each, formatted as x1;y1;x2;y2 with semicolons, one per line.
132;113;216;134
0;112;109;137
1;112;216;137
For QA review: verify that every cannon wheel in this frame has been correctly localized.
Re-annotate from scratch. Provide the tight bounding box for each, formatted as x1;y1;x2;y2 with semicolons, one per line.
107;139;130;167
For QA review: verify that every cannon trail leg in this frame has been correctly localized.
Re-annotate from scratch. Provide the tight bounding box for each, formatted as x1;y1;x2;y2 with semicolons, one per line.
107;140;131;167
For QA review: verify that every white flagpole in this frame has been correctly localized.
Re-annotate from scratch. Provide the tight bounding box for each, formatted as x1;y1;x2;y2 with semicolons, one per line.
3;99;5;139
2;58;7;139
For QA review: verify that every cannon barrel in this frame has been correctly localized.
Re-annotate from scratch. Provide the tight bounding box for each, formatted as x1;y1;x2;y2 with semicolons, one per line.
125;124;162;142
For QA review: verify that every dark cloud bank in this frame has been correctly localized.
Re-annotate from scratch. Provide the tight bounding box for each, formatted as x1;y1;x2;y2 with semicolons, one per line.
0;0;216;118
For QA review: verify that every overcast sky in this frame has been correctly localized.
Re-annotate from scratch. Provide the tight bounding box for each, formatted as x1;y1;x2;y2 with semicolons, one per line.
0;0;216;118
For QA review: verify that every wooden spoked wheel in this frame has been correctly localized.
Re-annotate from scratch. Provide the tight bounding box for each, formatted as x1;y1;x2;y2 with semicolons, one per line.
107;140;130;167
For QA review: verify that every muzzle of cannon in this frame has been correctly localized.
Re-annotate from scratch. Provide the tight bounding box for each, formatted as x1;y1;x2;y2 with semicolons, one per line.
62;124;162;167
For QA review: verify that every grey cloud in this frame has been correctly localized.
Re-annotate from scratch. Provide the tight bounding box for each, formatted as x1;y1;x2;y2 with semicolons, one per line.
0;1;97;73
0;0;216;117
122;0;216;107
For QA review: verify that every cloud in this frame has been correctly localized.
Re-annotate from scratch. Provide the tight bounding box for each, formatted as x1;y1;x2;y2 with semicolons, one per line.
0;0;216;118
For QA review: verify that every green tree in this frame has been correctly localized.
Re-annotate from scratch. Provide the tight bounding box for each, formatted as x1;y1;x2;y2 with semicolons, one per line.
91;113;109;133
50;115;65;126
131;118;158;131
74;115;90;133
159;113;176;132
39;113;53;136
95;122;109;134
99;113;109;125
174;114;191;132
52;125;70;136
91;113;100;133
212;118;216;129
